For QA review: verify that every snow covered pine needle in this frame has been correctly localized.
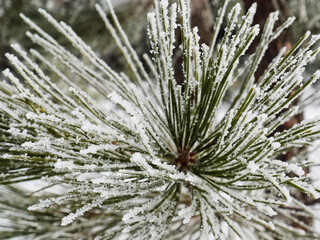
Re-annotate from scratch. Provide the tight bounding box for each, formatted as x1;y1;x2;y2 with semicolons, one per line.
1;0;320;239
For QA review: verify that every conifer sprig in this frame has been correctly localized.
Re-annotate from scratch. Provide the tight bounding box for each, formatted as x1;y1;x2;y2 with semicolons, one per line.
1;0;320;239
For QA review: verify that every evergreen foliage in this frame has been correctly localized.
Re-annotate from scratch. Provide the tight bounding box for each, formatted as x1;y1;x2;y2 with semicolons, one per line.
1;0;320;239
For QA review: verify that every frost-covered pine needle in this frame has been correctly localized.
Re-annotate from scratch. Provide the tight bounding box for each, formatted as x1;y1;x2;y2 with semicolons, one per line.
1;0;320;239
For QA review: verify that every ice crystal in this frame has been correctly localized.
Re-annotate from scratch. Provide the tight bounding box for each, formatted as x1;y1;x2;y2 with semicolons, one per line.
1;0;320;239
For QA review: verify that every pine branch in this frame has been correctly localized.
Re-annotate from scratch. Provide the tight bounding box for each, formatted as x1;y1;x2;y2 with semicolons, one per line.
1;0;320;239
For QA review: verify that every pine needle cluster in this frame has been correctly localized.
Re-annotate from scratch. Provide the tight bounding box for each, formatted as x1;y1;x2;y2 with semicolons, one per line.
1;0;320;239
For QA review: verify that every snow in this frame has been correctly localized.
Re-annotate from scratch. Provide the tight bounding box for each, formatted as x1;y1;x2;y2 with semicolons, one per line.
61;198;103;226
271;142;281;149
28;199;52;211
177;195;197;224
54;159;75;170
80;144;118;155
247;161;259;173
130;153;154;175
